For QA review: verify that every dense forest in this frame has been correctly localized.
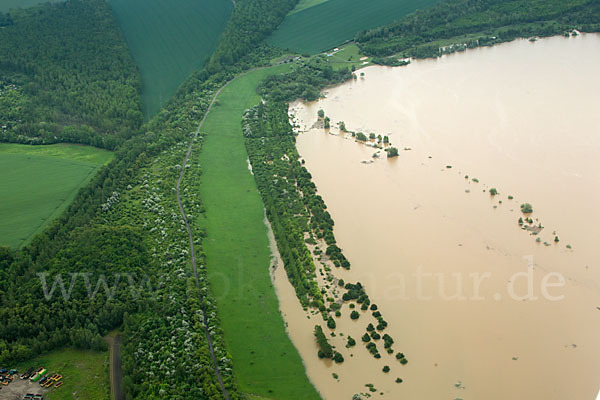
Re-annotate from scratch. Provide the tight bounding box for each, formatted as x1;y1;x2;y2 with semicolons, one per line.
0;0;305;398
0;0;143;149
258;57;352;102
0;11;12;26
0;225;147;358
205;0;297;73
356;0;600;58
243;101;324;307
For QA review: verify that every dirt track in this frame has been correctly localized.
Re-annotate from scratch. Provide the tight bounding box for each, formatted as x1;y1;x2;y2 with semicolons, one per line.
102;78;237;400
107;334;125;400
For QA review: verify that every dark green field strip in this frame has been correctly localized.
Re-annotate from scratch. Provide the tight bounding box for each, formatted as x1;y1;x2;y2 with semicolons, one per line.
109;0;233;117
267;0;440;54
0;144;113;249
197;66;321;400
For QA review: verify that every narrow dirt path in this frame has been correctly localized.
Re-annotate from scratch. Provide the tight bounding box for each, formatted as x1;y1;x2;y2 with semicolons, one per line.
107;334;125;400
175;77;240;400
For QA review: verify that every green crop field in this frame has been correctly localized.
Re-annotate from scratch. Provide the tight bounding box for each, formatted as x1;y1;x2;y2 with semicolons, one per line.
15;348;108;400
0;0;64;12
267;0;440;54
0;143;113;249
196;65;321;400
108;0;233;117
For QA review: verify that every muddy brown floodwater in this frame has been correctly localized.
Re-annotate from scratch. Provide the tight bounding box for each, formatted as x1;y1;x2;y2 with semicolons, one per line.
274;34;600;399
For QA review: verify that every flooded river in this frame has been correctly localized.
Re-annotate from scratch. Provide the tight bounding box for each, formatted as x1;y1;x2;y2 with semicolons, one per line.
276;34;600;399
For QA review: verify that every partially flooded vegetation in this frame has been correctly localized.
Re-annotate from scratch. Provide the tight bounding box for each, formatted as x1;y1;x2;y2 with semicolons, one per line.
282;34;600;399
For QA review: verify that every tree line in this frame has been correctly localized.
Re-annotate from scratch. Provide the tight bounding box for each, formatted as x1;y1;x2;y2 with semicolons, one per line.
258;57;352;102
0;12;12;26
244;66;407;378
205;0;298;74
355;0;600;59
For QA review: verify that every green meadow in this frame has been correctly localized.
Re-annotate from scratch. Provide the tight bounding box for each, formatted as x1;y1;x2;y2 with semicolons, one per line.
196;66;321;400
15;348;108;400
325;43;372;70
108;0;233;117
268;0;440;54
0;143;113;249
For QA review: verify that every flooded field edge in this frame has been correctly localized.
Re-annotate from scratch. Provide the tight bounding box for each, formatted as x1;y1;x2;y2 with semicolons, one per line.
272;34;600;400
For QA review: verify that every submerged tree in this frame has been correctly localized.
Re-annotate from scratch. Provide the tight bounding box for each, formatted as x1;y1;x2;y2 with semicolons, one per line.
314;325;333;358
356;132;368;141
333;352;344;363
327;316;336;329
386;147;399;158
520;203;533;214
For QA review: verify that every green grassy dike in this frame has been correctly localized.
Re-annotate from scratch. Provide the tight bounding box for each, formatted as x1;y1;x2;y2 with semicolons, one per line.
196;65;321;400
